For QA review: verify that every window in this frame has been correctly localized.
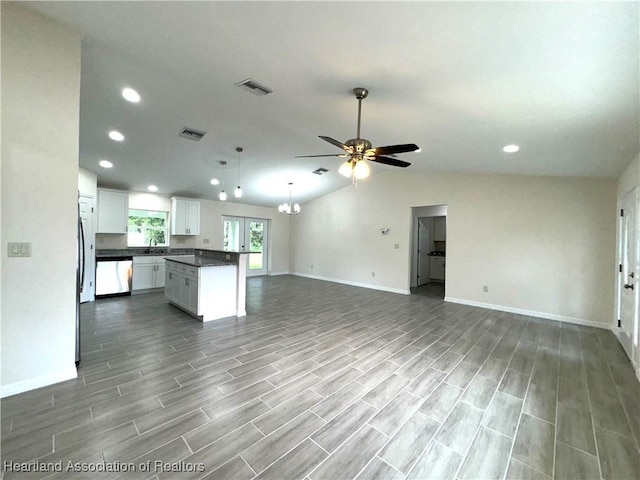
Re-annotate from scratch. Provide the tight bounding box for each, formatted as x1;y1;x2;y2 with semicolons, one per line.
128;209;169;247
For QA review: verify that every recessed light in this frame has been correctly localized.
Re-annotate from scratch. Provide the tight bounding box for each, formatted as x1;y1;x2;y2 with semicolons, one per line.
210;178;220;185
99;160;113;168
147;185;158;192
503;144;520;153
122;87;140;103
109;130;125;142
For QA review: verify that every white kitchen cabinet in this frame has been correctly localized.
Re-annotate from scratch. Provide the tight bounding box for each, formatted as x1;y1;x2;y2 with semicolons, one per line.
132;255;166;290
430;257;446;281
97;189;128;233
434;216;447;241
165;264;179;302
171;198;200;235
165;258;237;321
166;261;199;314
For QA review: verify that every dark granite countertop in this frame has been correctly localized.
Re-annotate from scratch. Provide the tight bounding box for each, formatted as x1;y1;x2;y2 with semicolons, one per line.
96;248;194;258
165;255;235;268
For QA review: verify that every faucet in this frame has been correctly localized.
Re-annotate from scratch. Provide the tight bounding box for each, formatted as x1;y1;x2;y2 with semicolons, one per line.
147;238;153;254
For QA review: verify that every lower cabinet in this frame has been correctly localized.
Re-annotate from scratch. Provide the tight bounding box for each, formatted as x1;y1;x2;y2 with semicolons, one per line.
166;262;199;315
165;260;238;321
132;256;166;290
430;257;446;281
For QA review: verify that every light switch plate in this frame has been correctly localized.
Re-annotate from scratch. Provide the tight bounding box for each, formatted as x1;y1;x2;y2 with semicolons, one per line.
8;242;31;257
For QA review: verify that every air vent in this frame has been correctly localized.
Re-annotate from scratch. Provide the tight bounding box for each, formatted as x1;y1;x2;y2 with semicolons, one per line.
235;78;274;96
178;127;206;141
312;168;329;175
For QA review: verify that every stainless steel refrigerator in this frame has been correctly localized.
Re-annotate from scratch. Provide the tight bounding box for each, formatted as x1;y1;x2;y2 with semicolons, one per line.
76;193;85;366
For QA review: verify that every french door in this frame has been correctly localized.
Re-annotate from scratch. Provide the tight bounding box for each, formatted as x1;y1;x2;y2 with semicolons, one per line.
222;216;268;277
618;188;638;363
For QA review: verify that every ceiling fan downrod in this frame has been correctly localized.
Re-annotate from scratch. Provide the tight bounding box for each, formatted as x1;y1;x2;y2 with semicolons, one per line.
353;88;368;140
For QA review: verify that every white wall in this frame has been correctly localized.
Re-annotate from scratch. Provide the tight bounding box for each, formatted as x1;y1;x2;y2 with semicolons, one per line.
618;153;639;199
78;168;97;197
291;171;617;327
1;4;81;396
96;191;290;274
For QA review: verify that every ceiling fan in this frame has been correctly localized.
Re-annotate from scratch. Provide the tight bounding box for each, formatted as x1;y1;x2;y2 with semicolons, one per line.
296;87;420;180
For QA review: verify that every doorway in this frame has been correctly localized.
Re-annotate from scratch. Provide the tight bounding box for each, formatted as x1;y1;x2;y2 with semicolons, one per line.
222;216;269;277
79;194;95;303
617;188;638;366
411;205;448;299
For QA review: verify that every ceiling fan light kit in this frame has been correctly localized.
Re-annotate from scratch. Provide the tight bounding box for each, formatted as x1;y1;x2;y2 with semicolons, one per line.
296;87;420;184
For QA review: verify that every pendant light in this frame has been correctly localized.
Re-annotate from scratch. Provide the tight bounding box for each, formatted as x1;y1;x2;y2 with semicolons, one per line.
278;182;301;215
216;160;228;201
234;147;243;198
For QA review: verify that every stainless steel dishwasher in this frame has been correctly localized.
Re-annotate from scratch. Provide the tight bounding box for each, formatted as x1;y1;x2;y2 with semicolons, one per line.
95;256;133;298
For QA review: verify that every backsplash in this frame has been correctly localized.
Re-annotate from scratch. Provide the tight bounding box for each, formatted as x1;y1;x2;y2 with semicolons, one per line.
96;234;197;249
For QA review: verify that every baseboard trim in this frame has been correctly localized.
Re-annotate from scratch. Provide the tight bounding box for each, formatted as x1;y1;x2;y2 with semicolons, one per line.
292;272;410;295
1;367;78;399
444;297;610;330
269;271;290;276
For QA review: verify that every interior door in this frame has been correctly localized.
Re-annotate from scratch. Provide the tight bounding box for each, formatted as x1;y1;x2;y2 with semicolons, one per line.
79;195;95;303
222;216;269;277
618;188;638;362
417;218;430;286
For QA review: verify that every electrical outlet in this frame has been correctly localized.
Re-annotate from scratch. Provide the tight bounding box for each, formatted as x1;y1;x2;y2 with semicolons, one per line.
483;285;489;293
311;264;314;269
176;238;186;244
203;238;210;244
7;242;31;257
394;244;399;249
371;272;375;277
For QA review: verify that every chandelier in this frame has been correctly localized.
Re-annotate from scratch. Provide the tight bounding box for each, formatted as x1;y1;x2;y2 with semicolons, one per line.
278;182;301;215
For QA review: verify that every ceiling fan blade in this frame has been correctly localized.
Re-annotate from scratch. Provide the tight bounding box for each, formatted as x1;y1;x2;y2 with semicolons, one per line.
367;143;420;156
295;154;348;158
369;156;411;168
319;136;353;153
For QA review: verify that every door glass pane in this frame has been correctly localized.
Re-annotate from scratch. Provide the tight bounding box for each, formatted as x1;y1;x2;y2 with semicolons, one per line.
248;221;264;270
223;220;241;251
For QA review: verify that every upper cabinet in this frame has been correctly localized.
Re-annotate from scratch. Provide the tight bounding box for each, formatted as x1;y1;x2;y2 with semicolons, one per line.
97;189;128;234
171;197;200;235
434;216;446;241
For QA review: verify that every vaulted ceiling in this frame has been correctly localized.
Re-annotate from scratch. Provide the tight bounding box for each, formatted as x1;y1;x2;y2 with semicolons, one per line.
27;1;639;207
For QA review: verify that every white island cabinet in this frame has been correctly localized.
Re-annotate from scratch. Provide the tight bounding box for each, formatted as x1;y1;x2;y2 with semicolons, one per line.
165;250;248;322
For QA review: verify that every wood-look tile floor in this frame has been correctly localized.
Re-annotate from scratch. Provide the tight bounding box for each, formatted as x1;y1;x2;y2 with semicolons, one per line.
2;275;639;480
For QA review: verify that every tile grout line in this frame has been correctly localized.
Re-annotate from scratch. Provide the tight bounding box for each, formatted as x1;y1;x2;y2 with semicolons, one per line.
452;320;522;480
501;319;539;480
606;361;640;454
399;315;515;478
582;332;605;480
551;340;560;480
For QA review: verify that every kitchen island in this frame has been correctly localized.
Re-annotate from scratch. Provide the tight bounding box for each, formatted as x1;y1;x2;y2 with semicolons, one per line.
165;249;248;322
